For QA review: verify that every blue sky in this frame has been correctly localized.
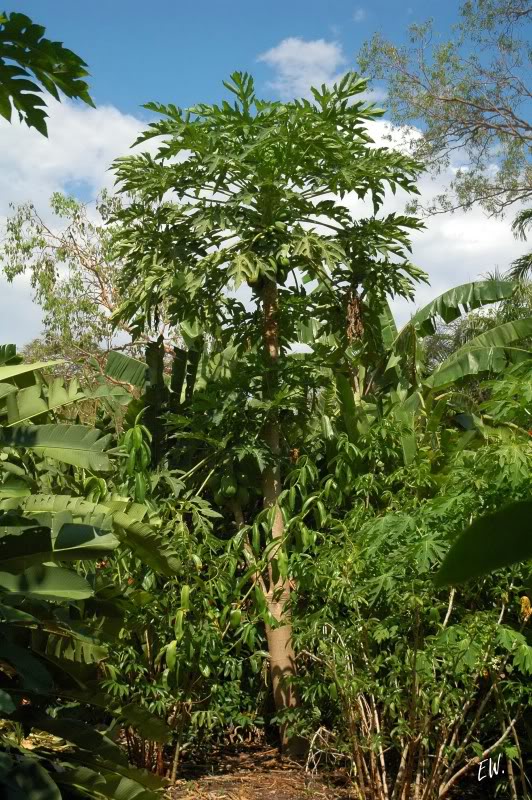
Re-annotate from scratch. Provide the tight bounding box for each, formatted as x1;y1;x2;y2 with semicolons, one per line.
11;0;456;115
0;1;527;345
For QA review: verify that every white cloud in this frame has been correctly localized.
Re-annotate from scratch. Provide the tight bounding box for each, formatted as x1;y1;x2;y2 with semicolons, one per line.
257;36;384;104
353;7;367;22
257;37;348;100
0;99;145;213
0;98;146;346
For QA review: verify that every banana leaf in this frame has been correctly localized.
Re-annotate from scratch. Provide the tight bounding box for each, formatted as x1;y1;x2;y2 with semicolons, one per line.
0;424;111;471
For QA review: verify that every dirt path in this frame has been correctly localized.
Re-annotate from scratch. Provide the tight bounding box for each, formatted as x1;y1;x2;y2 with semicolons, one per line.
166;745;355;800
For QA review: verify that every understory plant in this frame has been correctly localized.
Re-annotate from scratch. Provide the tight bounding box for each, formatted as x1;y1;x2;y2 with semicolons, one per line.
288;366;532;799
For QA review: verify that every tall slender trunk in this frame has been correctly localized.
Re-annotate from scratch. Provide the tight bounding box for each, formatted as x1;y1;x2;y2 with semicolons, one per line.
260;278;302;753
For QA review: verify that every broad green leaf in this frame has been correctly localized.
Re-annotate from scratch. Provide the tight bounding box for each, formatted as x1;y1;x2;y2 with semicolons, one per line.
0;564;93;600
405;280;516;337
0;476;31;499
425;315;532;388
0;344;20;366
21;494;106;517
112;512;180;576
378;299;398;350
118;703;171;744
0;688;15;713
5;378;86;425
26;712;127;764
0;424;111;471
89;383;133;405
0;516;116;572
434;500;532;586
0;753;61;799
105;351;146;387
336;373;367;443
0;635;53;691
427;345;532;389
448;317;532;360
0;382;17;401
0;360;63;381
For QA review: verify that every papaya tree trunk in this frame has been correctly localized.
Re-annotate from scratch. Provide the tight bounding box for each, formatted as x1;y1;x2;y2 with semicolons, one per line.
260;278;302;753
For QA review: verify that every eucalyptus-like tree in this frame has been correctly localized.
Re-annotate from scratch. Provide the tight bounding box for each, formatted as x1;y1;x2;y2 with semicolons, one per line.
108;71;428;745
358;0;532;218
1;192;178;375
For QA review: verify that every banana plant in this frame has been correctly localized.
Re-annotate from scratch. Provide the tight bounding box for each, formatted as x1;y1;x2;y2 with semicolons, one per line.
329;280;532;464
378;279;529;390
102;328;220;472
0;346;169;799
435;499;532;586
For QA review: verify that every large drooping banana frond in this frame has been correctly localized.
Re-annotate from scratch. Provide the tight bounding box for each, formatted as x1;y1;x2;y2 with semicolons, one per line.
425;318;532;389
400;279;516;338
0;423;112;470
435;500;532;586
509;208;532;280
0;346;135;473
350;280;519;397
333;281;529;467
105;349;147;387
0;510;117;574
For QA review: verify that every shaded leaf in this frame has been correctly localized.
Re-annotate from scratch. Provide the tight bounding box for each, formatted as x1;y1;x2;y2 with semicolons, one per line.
434;501;532;586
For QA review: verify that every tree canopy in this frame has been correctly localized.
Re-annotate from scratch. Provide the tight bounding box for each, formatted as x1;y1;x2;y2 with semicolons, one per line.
358;0;532;218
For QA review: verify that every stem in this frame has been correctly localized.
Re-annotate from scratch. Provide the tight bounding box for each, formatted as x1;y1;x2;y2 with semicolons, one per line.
260;277;302;754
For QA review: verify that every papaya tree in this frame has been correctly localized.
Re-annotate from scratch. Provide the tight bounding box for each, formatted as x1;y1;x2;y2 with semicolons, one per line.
107;71;429;748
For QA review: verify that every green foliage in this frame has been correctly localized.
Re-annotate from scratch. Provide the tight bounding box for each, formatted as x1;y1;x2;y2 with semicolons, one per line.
110;70;426;346
0;424;111;471
0;351;165;798
435;500;532;586
426;327;532;389
1;193;132;364
105;351;147;389
407;280;517;336
98;68;532;785
510;208;532;280
286;373;532;795
2;63;532;794
0;11;94;135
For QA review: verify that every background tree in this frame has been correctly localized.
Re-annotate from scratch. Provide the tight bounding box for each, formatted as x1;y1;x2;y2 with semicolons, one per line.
0;10;93;136
1;192;181;383
358;0;531;219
